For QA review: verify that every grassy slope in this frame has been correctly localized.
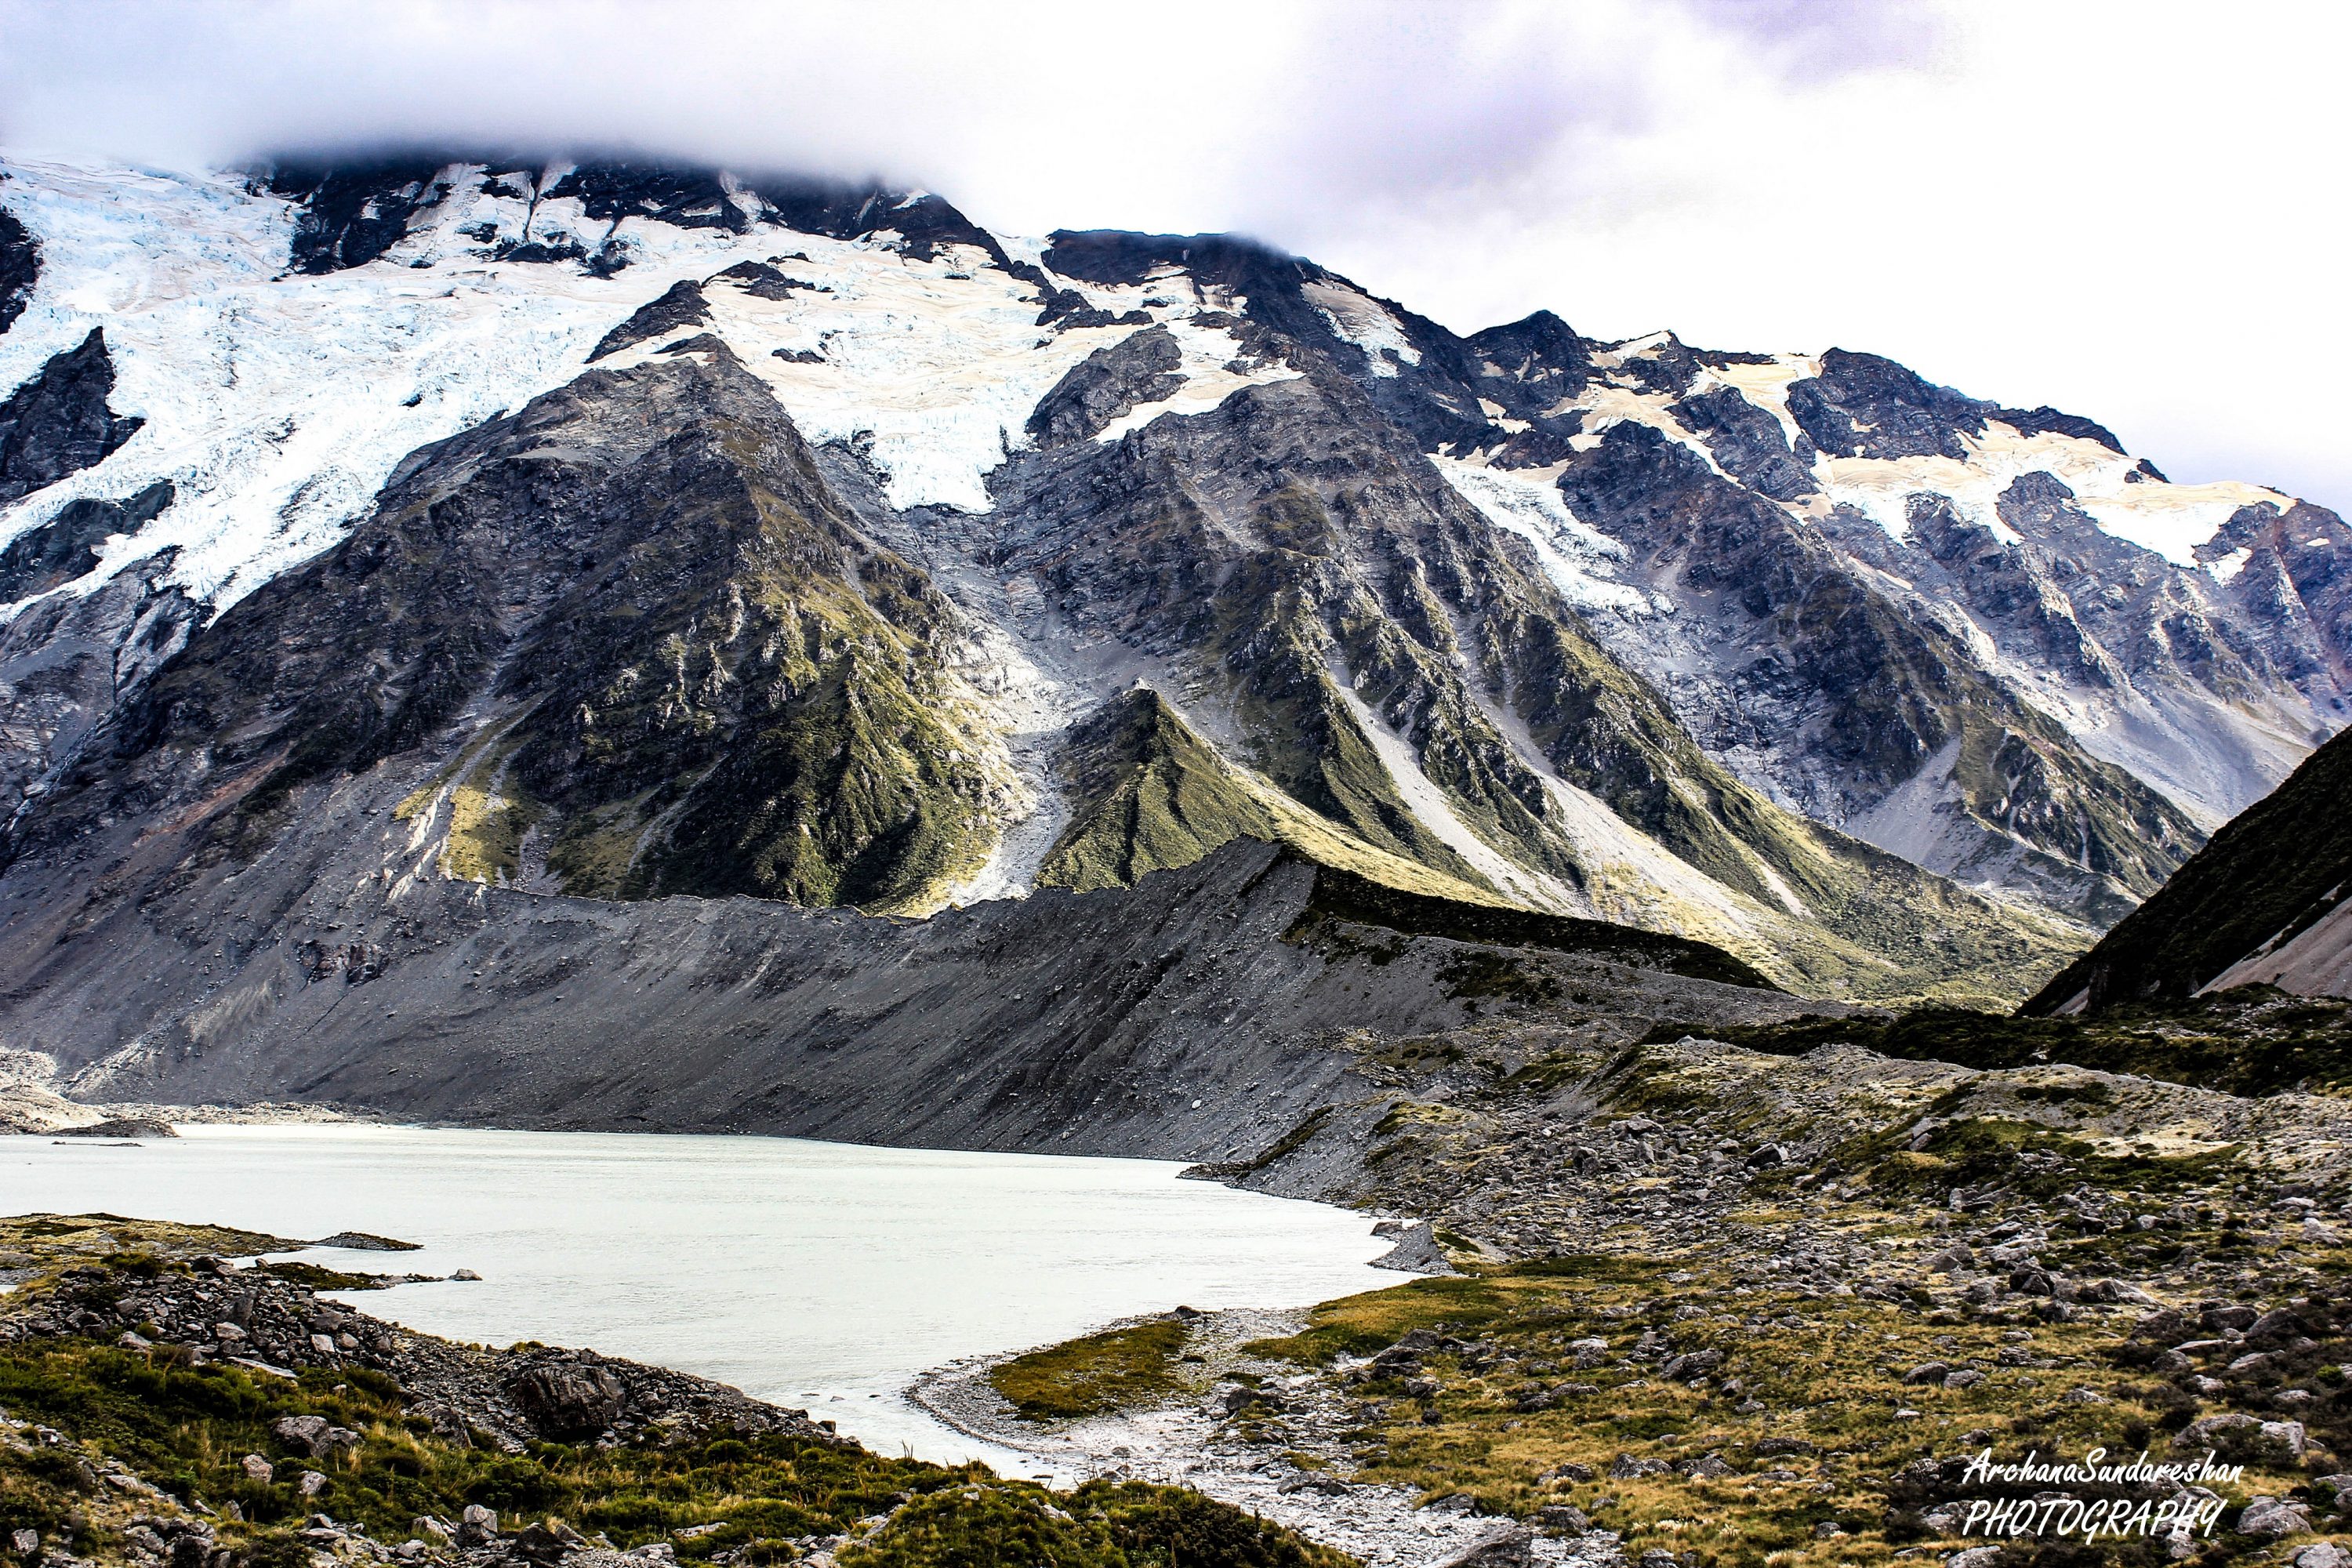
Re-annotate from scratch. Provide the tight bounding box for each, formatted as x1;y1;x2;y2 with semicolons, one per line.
1036;687;1507;906
1234;1250;2348;1568
988;1321;1190;1422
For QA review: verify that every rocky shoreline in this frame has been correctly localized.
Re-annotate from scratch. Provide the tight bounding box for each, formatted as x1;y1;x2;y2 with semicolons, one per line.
910;1308;1606;1568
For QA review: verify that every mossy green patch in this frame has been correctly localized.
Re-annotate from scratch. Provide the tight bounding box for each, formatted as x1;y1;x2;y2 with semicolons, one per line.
1239;1256;2320;1568
0;1220;1345;1568
987;1320;1189;1422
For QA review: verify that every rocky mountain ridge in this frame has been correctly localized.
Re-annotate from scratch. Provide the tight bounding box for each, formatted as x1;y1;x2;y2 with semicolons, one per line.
0;151;2344;1097
2027;723;2352;1013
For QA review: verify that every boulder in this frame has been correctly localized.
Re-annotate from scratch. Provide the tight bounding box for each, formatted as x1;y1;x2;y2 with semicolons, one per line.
507;1363;628;1439
270;1414;359;1459
1430;1525;1532;1568
2080;1277;2158;1305
2173;1414;2307;1464
1369;1222;1456;1276
2237;1497;2311;1537
2249;1309;2310;1344
457;1506;498;1547
1661;1350;1722;1381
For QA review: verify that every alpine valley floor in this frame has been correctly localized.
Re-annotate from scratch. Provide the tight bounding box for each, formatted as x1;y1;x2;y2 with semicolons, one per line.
14;989;2352;1568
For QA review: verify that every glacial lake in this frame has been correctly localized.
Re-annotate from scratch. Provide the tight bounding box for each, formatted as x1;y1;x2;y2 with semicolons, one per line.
2;1124;1392;1475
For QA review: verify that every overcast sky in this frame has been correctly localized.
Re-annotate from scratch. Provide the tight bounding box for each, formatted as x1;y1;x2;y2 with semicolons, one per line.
3;0;2345;506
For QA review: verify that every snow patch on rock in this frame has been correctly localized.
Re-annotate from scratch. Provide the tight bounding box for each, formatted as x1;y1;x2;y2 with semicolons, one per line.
1430;454;1659;618
1301;279;1419;376
1092;319;1300;441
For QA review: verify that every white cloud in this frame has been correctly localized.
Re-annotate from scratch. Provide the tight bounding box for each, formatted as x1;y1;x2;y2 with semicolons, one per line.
0;0;2345;507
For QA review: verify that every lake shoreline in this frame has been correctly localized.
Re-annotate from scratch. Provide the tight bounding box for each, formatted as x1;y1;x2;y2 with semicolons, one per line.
2;1120;1396;1469
906;1308;1591;1567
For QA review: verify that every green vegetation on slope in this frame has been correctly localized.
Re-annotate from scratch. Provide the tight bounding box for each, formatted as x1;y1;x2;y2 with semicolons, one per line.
1220;1250;2352;1568
0;1340;1335;1568
1036;687;1507;907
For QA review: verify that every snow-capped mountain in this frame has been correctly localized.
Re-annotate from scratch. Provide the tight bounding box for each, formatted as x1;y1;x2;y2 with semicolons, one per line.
0;152;2345;1041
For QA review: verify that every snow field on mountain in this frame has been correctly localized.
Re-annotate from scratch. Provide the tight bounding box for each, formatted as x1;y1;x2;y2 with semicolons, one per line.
615;246;1136;514
1301;278;1420;376
1428;453;1660;616
597;258;1302;509
1809;420;2288;566
0;155;1308;624
0;157;815;615
1653;344;2295;572
1094;318;1298;441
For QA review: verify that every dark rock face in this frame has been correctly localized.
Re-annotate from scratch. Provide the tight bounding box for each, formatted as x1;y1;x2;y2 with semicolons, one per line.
38;343;1009;914
711;258;819;300
985;355;2071;996
1998;404;2125;452
1670;387;1817;501
1552;420;2201;919
1025;325;1183;445
264;154;1007;276
1786;347;1994;460
0;546;198;821
0;203;36;336
0;479;172;601
2025;723;2352;1011
542;162;759;234
268;157;459;273
1784;347;2122;463
506;1362;627;1439
0;328;143;503
586;278;711;361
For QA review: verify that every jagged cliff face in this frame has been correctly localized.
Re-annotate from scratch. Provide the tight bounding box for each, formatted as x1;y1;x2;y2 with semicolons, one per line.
0;151;2344;1038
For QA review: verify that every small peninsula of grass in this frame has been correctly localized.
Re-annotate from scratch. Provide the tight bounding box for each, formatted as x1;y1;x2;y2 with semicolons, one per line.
988;1319;1190;1421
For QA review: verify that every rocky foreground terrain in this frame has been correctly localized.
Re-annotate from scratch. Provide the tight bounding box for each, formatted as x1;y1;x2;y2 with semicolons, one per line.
879;989;2352;1568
